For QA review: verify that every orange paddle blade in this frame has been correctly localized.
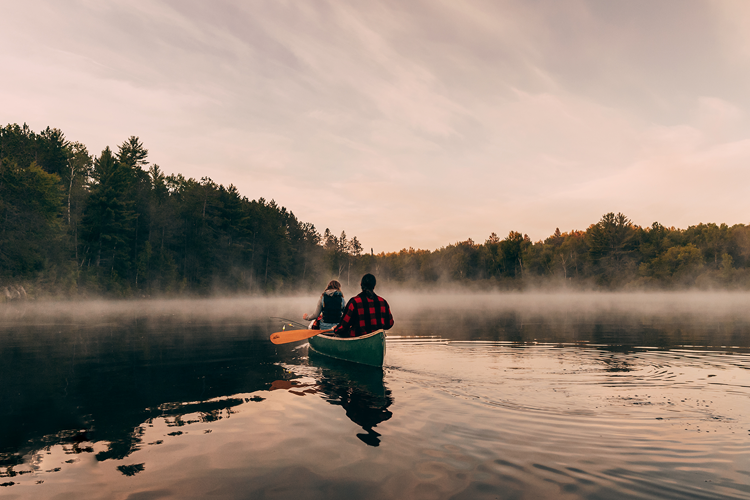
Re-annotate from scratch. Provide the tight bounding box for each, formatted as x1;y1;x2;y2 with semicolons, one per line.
270;328;334;345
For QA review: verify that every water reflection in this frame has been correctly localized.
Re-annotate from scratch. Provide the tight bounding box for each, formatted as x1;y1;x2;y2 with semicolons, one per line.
312;352;393;446
0;322;284;470
1;297;749;499
0;318;394;486
398;300;750;349
271;351;394;446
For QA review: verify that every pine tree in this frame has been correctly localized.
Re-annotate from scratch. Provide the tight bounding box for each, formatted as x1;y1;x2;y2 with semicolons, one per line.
80;147;136;288
116;136;149;169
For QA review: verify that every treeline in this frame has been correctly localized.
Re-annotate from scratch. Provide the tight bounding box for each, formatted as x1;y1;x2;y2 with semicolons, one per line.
0;123;363;297
3;123;750;298
373;213;750;289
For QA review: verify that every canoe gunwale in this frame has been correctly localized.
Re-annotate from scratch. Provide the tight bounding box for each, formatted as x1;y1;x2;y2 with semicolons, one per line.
312;329;385;341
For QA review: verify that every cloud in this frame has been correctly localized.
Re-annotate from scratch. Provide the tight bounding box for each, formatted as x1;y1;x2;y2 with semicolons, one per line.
2;0;749;251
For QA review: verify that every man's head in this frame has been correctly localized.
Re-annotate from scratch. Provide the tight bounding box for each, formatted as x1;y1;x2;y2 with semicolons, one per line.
361;273;376;292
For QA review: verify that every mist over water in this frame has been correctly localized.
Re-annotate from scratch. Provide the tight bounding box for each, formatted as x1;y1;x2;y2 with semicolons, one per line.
1;292;749;499
4;291;750;343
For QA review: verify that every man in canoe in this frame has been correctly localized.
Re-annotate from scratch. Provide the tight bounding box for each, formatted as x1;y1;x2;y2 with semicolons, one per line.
332;273;394;337
303;280;346;331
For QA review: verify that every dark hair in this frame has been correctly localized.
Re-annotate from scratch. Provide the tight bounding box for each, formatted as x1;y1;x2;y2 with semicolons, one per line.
325;280;341;291
361;273;376;291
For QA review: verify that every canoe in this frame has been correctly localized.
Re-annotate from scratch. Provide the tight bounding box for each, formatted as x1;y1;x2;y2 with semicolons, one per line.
308;329;386;367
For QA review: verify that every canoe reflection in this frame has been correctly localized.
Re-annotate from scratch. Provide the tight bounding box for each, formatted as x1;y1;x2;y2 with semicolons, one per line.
270;352;393;446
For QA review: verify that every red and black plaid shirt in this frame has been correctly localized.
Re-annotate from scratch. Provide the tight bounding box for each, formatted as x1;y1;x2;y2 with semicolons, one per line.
334;291;394;337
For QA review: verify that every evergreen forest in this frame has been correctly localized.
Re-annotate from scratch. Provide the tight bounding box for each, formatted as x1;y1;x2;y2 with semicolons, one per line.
2;123;750;299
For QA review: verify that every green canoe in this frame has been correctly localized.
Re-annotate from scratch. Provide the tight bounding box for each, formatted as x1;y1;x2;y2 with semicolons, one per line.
308;329;386;367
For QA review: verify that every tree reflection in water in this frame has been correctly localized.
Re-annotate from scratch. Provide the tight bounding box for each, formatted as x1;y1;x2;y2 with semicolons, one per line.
0;322;284;470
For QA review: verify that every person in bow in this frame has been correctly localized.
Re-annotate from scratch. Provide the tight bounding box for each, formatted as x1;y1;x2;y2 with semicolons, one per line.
304;280;346;331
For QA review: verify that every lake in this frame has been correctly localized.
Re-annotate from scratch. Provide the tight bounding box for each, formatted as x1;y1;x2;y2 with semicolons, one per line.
1;292;749;499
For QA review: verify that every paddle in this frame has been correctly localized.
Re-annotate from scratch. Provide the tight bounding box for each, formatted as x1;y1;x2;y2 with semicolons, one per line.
270;328;334;345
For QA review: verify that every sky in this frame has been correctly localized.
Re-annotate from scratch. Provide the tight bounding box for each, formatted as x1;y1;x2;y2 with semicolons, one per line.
2;0;750;252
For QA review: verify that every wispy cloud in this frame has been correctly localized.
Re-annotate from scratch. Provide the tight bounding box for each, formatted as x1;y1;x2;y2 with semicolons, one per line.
2;0;749;250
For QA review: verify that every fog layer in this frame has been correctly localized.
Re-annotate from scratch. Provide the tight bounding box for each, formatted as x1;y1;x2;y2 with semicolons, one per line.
3;291;750;337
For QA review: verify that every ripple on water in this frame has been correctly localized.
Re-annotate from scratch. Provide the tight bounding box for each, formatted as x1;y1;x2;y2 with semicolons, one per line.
2;326;750;500
383;339;750;499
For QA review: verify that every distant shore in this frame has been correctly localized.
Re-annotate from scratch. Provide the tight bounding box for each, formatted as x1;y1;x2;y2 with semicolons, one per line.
4;123;750;298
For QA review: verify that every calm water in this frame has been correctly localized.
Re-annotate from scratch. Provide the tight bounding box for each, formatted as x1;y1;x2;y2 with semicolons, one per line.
1;293;749;499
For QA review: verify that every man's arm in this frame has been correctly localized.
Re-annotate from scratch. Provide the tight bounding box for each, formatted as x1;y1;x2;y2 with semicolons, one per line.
383;298;394;330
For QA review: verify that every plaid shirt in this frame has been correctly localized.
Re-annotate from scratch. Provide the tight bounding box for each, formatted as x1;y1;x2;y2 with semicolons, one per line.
334;291;394;337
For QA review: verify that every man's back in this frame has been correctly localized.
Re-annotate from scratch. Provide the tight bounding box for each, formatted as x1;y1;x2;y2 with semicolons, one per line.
335;289;394;337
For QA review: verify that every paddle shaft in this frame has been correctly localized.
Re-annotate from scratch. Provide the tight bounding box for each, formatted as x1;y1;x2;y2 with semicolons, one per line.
270;328;334;345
